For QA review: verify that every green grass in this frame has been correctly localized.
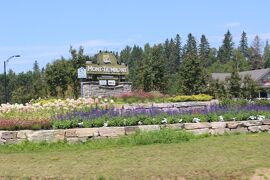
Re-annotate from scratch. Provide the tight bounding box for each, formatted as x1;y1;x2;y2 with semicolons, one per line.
0;130;270;179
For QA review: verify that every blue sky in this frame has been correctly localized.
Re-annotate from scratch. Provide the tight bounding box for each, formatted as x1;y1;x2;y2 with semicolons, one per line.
0;0;269;72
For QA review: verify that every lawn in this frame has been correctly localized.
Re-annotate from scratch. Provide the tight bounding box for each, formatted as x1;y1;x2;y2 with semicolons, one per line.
0;132;270;179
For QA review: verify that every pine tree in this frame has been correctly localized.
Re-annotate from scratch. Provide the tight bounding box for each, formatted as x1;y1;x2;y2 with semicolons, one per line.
217;30;234;63
142;44;154;92
264;40;270;68
120;46;132;64
128;45;144;89
199;34;210;67
151;44;166;92
239;31;249;59
250;35;263;69
179;33;207;95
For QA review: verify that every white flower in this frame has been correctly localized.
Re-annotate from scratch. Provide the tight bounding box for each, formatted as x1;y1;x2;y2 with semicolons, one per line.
138;121;143;125
103;121;109;127
193;117;200;123
179;119;183;123
161;118;168;124
257;115;265;121
219;115;224;122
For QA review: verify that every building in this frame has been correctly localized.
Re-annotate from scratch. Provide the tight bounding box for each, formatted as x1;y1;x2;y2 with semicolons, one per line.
211;68;270;98
81;51;132;97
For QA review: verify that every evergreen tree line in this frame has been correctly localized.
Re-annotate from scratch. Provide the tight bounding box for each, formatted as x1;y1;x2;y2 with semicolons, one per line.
1;30;270;104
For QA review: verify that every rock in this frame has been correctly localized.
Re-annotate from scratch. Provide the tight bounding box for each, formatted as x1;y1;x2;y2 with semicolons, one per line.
0;131;17;140
99;127;125;137
184;123;211;130
248;126;260;133
259;125;270;132
210;128;226;135
138;125;160;132
242;120;262;127
211;122;226;129
75;128;99;138
230;127;248;134
28;130;55;142
0;139;6;145
262;119;270;125
17;130;33;139
65;129;77;137
187;128;209;135
164;123;184;129
124;126;139;135
226;122;241;129
53;130;65;141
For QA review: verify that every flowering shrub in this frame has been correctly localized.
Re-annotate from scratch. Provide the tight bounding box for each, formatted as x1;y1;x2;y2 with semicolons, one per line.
168;94;213;102
0;119;51;130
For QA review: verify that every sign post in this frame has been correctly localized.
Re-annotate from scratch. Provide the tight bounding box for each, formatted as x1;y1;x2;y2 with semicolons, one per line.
77;67;87;97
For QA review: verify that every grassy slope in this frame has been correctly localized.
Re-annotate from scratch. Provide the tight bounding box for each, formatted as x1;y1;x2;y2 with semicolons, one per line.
0;133;270;179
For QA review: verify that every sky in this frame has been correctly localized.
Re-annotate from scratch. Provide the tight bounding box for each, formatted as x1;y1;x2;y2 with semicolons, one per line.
0;0;269;73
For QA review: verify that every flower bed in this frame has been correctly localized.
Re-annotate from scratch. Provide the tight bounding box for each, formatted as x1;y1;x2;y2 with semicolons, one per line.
1;95;270;131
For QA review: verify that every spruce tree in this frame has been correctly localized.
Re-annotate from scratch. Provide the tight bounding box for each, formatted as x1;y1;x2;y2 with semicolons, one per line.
264;40;270;68
199;34;210;67
228;66;241;98
239;31;249;59
250;35;263;69
217;30;234;63
179;33;207;95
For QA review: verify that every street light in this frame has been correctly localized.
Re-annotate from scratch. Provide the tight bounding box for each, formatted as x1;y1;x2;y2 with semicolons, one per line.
4;55;20;103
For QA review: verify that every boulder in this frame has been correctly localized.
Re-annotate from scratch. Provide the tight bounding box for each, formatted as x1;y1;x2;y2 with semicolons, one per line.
99;127;125;137
28;130;55;142
164;123;184;129
138;125;160;132
230;127;248;134
124;126;139;135
226;122;241;129
184;123;211;130
75;128;99;138
210;128;227;135
248;126;260;133
187;128;209;135
259;125;270;132
0;131;17;140
17;130;34;139
242;120;262;127
262;119;270;125
65;129;77;137
53;130;65;141
211;122;226;129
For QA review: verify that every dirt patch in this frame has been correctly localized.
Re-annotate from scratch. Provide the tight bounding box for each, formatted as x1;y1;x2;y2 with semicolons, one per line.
250;168;270;180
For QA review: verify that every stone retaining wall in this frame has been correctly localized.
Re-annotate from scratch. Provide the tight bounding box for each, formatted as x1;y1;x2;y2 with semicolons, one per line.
82;82;132;97
114;100;219;113
1;119;270;145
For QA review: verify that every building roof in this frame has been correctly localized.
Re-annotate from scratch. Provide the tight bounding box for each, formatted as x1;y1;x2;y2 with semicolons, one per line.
211;68;270;82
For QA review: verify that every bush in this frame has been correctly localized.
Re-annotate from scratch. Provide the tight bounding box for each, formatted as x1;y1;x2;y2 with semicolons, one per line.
167;94;213;102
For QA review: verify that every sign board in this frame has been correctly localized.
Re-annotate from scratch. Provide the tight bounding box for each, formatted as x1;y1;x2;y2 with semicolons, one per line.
99;80;107;86
108;80;116;86
86;65;128;75
77;67;87;79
